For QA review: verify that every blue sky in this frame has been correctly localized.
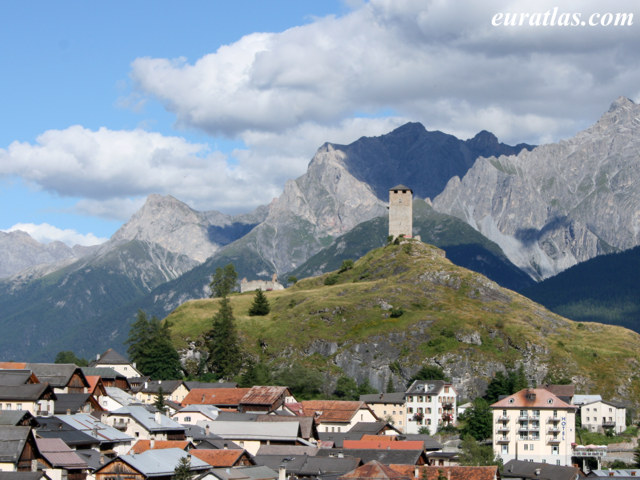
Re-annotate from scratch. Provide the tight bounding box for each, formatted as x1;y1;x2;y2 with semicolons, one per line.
1;0;639;245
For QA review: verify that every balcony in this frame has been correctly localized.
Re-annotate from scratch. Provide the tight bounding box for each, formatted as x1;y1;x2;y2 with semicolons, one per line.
547;417;561;423
547;437;561;444
518;426;529;433
496;425;510;433
547;426;561;433
497;415;510;422
113;420;128;431
496;437;510;444
602;421;616;428
518;415;529;421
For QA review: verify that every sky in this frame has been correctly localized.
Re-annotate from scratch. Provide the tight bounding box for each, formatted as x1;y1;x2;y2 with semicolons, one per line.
1;0;639;246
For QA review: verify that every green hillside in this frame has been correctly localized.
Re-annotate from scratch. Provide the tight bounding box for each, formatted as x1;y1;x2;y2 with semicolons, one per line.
168;239;640;403
288;201;533;291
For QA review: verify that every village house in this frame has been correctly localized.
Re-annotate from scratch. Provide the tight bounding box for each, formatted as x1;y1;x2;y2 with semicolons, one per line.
82;368;130;391
128;440;191;454
34;437;89;480
89;349;142;379
238;386;294;413
580;400;626;434
359;393;406;432
0;384;56;417
135;381;189;405
405;380;457;435
172;404;220;425
491;388;576;466
297;400;378;433
94;448;210;480
189;449;255;468
182;388;250;410
104;406;186;441
0;426;42;472
25;365;90;395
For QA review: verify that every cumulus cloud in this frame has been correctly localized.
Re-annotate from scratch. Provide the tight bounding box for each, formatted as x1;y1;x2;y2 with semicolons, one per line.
4;223;107;246
130;0;640;145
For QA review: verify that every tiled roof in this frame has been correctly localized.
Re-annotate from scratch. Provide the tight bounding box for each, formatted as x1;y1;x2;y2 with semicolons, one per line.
190;449;248;467
53;393;95;414
0;370;37;386
109;448;210;476
542;384;576;398
503;460;581;480
0;411;34;427
110;406;185;432
360;393;406;404
26;364;86;388
184;381;237;390
299;400;366;423
0;383;53;401
0;426;31;462
256;415;316;439
0;362;27;369
343;439;424;450
129;440;190;454
35;437;88;469
316;448;424;466
240;386;288;406
491;388;575;409
183;388;250;407
339;460;411;480
139;380;185;394
397;466;498;480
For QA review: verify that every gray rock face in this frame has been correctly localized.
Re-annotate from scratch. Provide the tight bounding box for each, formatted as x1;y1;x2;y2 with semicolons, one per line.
433;97;640;280
0;230;86;279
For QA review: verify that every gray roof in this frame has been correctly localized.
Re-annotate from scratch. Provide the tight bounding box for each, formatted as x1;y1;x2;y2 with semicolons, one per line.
589;470;640;478
195;437;243;451
56;413;134;444
0;411;34;427
139;380;185;394
105;387;138;407
26;363;87;388
255;445;318;456
572;395;602;405
177;404;220;419
348;422;388;434
398;434;442;450
201;421;302;441
0;473;51;480
35;416;100;447
359;393;406;404
113;448;210;477
389;185;412;192
316;448;424;465
502;460;582;480
0;370;34;386
54;393;94;414
0;426;31;462
318;431;365;448
207;465;278;480
110;406;185;432
215;412;258;422
405;380;447;395
253;455;360;476
91;349;130;366
256;415;316;440
82;367;126;379
0;383;54;401
75;449;104;470
35;437;88;469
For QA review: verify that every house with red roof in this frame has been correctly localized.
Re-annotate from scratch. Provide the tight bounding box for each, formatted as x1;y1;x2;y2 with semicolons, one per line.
297;400;378;433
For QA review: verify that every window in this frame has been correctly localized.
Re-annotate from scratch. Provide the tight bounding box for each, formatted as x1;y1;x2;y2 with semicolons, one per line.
184;416;191;422
552;446;559;455
16;403;22;410
501;445;509;454
556;461;561;466
524;444;529;451
383;410;387;415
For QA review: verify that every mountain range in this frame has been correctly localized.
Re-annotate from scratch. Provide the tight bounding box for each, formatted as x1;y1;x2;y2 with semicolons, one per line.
2;98;640;360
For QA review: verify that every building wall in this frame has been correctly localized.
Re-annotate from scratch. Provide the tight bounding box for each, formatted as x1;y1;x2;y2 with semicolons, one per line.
405;386;457;435
581;401;626;434
99;363;141;379
367;402;406;433
389;188;413;239
492;407;575;466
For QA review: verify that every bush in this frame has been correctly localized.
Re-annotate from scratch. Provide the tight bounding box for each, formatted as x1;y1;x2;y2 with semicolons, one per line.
324;274;339;285
390;307;404;318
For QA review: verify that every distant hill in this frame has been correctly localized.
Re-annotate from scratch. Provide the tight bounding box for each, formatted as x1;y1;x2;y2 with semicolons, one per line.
521;245;640;332
168;240;640;405
289;200;533;292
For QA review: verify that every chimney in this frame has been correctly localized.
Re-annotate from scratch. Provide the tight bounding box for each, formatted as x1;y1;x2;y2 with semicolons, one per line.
223;442;228;450
155;411;161;423
205;424;210;436
96;354;100;361
535;469;541;476
100;455;105;465
279;465;287;480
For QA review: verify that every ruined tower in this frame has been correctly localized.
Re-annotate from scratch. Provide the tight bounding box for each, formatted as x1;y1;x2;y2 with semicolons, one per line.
388;184;413;239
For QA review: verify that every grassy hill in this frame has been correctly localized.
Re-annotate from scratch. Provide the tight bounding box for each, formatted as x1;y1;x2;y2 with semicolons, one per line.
167;239;640;404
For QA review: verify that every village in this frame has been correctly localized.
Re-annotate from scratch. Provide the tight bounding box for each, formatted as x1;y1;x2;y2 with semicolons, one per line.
0;347;637;480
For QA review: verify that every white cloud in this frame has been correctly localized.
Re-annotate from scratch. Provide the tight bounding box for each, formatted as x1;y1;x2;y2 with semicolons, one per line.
130;0;640;145
4;223;107;246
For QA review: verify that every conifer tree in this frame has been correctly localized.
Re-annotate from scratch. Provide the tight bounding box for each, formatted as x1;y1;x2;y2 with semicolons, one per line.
248;289;270;316
174;456;192;480
154;386;167;414
206;297;242;379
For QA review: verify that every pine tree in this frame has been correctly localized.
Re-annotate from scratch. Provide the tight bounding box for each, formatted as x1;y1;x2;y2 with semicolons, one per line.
154;386;167;414
209;264;238;298
126;310;182;380
174;456;192;480
206;297;242;379
248;289;270;316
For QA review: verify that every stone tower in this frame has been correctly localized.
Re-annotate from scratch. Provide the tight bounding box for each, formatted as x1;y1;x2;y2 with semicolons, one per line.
388;184;413;239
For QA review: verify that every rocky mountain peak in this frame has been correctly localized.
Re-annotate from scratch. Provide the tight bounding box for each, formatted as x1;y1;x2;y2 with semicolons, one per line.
609;96;635;112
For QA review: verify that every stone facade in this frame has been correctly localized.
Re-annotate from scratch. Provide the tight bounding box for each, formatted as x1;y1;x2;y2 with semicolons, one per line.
389;185;413;239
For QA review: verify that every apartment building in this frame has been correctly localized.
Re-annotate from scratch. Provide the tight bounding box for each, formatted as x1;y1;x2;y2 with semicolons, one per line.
491;388;576;466
405;380;457;435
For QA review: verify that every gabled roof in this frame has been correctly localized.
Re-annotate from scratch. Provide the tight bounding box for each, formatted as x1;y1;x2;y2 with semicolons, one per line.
91;349;130;366
299;400;369;424
82;367;127;380
256;414;316;440
0;383;55;401
405;380;450;396
0;426;31;463
185;381;238;390
100;448;210;477
316;448;425;466
204;421;302;441
253;454;361;476
0;411;35;427
350;422;392;435
397;434;442;451
177;404;220;419
0;370;39;386
139;380;186;395
491;388;575;409
105;386;137;407
35;417;101;447
190;449;252;467
26;364;89;389
110;406;185;432
255;445;318;456
35;437;88;469
503;460;581;480
54;393;99;414
339;460;411;480
0;473;51;480
572;395;602;405
240;386;289;407
360;393;406;405
129;440;191;454
55;413;134;444
183;388;251;407
208;465;278;480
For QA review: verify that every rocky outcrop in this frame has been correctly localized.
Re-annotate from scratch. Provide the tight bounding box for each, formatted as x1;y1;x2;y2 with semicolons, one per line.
433;97;640;280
